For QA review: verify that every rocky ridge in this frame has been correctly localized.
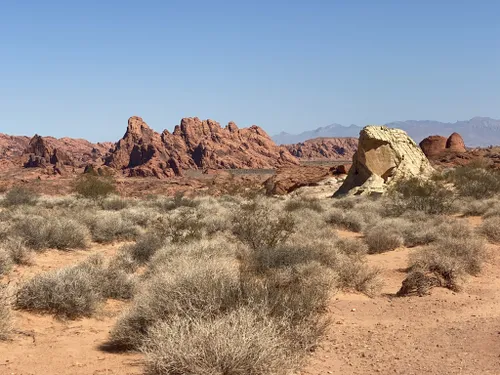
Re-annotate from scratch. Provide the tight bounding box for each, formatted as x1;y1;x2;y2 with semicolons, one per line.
284;137;357;160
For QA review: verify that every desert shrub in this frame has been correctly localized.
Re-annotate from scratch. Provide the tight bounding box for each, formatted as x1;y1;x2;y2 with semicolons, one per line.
406;236;485;292
335;256;381;297
386;177;455;215
103;267;136;300
1;238;33;265
335;237;369;257
331;196;363;210
364;220;405;254
155;210;206;244
74;174;116;199
122;232;165;264
284;197;324;213
326;208;365;232
80;211;140;243
14;216;90;250
232;200;295;250
3;186;39;207
15;258;105;318
142;308;290;375
108;250;139;274
0;285;12;340
107;260;241;350
400;221;439;247
480;216;500;243
100;196;129;211
152;192;199;212
0;248;12;276
448;164;500;199
459;199;496;216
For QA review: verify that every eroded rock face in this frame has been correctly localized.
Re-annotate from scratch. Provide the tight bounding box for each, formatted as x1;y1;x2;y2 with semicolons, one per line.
23;135;74;170
106;116;299;177
446;132;466;153
265;165;334;195
285;137;358;160
420;132;466;158
334;126;434;196
419;135;447;158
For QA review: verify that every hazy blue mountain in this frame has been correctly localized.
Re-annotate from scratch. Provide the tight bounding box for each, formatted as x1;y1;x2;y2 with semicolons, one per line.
273;117;500;147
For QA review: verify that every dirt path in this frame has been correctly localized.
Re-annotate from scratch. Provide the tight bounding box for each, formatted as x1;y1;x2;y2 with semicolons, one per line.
301;237;500;375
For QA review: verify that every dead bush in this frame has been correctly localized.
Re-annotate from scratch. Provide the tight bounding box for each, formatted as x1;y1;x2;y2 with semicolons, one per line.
2;238;33;265
0;248;12;276
326;208;365;232
480;216;500;243
335;256;382;297
80;211;140;243
142;308;291;375
0;285;12;340
107;260;241;350
284;197;324;213
232;200;296;250
364;220;405;254
406;236;486;292
14;216;90;250
3;186;39;207
15;259;104;318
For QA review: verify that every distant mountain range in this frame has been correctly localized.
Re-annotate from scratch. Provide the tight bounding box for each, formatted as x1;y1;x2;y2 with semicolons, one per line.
273;117;500;147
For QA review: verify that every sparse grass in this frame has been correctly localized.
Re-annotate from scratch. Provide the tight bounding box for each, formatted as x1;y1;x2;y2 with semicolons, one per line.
142;308;291;375
3;186;39;207
480;216;500;243
13;216;90;250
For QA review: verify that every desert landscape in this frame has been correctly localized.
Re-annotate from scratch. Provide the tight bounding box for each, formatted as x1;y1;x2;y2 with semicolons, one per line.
0;120;500;375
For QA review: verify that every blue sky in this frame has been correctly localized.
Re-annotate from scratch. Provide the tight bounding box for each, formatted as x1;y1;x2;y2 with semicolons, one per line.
1;1;499;141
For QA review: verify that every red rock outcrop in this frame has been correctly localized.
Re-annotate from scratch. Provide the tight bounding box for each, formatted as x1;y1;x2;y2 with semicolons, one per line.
23;135;75;171
420;133;467;158
106;116;299;177
285;137;358;160
264;165;334;195
419;135;448;158
446;132;466;153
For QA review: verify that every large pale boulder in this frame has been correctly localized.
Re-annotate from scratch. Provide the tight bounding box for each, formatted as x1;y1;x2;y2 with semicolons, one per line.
334;126;434;196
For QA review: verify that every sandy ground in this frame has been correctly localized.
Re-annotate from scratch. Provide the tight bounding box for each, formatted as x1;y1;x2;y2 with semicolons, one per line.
1;218;499;375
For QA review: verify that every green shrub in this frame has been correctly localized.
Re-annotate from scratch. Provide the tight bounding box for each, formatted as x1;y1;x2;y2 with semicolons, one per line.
387;177;455;215
142;308;290;375
448;164;500;199
3;186;39;207
74;174;116;199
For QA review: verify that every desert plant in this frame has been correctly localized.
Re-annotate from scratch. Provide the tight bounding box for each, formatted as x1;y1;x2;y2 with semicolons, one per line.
3;186;39;207
142;308;291;375
0;285;12;340
15;260;104;318
100;196;129;211
480;216;500;243
448;164;500;199
1;238;33;265
325;208;365;232
14;216;90;250
74;174;116;199
386;177;455;215
232;201;295;250
364;220;405;253
80;211;140;243
284;197;324;213
406;236;486;292
0;248;12;276
122;232;165;264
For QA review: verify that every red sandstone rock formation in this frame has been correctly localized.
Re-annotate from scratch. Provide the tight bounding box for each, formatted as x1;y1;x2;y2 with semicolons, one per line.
106;116;299;177
285;137;358;160
420;133;467;158
446;132;466;153
264;165;334;195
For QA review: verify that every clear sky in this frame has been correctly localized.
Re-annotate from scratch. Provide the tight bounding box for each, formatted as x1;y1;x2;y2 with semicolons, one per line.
1;0;499;141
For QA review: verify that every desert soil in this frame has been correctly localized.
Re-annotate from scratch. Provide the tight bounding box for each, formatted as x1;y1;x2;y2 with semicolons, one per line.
1;219;499;375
